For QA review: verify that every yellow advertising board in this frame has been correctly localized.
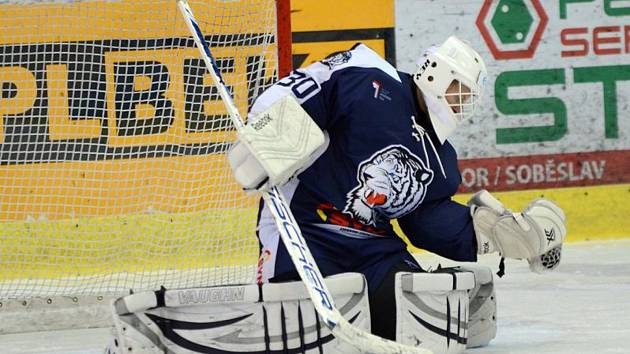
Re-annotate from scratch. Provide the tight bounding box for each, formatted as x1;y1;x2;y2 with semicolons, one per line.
0;0;407;281
291;0;395;67
0;1;278;221
0;0;278;278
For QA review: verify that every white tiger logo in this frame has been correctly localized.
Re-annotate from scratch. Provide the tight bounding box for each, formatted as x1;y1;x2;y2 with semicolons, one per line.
343;145;433;226
320;51;352;69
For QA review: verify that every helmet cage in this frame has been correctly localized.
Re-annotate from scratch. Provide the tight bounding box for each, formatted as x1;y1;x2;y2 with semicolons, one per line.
413;36;487;143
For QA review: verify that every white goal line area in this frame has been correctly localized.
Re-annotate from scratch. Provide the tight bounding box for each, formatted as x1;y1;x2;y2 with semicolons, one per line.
0;0;289;337
0;265;257;335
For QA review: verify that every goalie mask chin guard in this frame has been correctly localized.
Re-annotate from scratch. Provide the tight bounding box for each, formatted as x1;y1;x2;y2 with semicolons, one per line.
413;36;487;144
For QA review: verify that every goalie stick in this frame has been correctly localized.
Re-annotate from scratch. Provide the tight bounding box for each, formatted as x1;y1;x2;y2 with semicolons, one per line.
175;1;433;353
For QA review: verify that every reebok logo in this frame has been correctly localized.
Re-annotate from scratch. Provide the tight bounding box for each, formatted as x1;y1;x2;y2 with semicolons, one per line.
250;113;272;131
545;228;556;245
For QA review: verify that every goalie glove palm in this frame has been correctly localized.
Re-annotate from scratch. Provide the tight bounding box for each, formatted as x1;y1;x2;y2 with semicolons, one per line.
228;96;326;191
469;190;567;265
528;245;563;273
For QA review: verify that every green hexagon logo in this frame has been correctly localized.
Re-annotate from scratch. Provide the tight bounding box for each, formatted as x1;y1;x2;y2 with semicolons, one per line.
477;0;548;60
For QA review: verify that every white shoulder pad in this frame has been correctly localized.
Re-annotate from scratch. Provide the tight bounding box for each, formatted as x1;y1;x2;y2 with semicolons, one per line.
249;44;400;117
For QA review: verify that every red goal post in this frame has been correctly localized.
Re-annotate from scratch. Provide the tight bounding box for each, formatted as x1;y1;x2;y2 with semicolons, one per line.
277;0;294;78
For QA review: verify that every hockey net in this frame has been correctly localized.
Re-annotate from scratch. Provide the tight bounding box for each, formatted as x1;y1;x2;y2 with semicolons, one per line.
0;0;290;305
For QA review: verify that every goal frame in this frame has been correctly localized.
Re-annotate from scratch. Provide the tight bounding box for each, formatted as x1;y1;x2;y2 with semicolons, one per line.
0;0;292;335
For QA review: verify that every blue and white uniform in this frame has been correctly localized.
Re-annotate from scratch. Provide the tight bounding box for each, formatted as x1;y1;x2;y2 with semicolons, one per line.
253;44;477;292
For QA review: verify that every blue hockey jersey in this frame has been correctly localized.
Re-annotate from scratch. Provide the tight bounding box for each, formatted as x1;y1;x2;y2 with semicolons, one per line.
253;44;476;289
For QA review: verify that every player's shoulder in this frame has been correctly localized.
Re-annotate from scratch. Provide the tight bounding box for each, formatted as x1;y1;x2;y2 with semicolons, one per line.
303;43;402;86
249;44;403;117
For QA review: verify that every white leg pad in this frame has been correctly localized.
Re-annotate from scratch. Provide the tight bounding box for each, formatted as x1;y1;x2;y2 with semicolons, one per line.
395;269;475;354
458;264;497;348
106;273;369;354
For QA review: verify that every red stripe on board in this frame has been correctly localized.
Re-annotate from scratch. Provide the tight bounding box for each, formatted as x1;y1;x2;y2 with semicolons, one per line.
457;150;630;193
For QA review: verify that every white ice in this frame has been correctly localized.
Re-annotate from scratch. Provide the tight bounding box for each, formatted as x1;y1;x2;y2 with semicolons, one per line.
3;239;630;354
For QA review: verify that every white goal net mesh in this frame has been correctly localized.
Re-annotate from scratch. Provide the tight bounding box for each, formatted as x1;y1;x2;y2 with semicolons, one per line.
0;0;285;299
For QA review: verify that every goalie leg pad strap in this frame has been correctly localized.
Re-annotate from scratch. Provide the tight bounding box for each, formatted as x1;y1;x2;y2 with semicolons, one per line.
395;269;475;354
458;264;497;348
106;273;370;354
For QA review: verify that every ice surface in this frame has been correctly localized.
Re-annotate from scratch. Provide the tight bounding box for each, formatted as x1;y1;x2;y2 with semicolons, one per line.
421;239;630;354
3;240;629;354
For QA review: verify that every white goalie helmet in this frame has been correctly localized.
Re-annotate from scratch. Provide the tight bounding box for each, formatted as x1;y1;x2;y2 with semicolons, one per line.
413;36;487;143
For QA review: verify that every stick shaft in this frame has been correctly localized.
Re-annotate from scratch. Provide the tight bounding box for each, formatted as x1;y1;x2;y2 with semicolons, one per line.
176;2;432;352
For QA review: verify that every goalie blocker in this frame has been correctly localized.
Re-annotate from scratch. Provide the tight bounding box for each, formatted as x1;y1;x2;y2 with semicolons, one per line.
106;270;495;354
228;95;327;192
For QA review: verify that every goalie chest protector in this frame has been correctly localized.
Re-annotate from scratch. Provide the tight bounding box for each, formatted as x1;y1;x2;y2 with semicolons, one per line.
254;43;467;284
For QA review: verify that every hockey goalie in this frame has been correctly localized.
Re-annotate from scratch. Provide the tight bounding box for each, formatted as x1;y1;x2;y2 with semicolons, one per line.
107;36;567;353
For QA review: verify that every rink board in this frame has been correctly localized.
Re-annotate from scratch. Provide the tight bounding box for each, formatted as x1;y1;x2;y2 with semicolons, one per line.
453;183;630;241
2;183;625;282
0;207;259;281
393;0;630;242
2;0;629;288
400;182;630;254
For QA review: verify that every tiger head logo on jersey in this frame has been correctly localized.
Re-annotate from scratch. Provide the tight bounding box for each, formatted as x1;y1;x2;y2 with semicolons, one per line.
343;145;434;226
320;50;352;69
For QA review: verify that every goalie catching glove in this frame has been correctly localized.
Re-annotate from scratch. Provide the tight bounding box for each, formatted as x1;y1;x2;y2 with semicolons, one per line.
468;190;567;273
228;95;326;192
